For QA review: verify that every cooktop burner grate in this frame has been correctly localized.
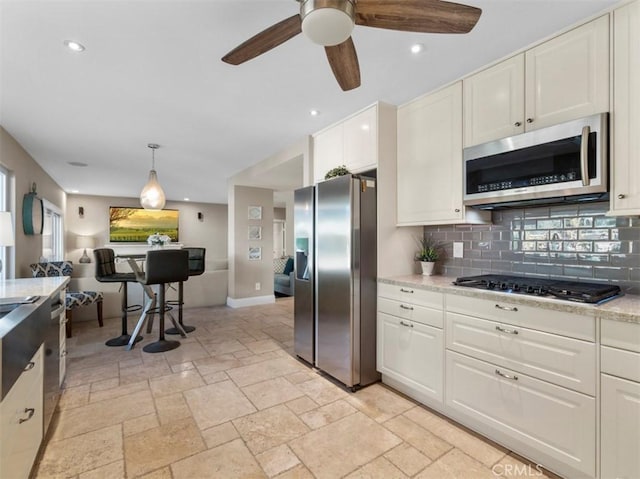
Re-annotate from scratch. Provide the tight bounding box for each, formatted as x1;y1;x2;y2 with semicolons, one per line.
453;274;622;304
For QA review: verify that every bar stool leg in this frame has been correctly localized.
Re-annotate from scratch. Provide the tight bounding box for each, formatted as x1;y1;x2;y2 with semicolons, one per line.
106;282;143;347
166;282;196;335
143;283;180;353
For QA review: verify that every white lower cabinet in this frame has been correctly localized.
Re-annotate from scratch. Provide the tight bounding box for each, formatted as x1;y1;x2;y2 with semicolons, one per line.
601;374;640;479
600;318;640;479
378;312;443;405
0;344;44;479
446;350;596;478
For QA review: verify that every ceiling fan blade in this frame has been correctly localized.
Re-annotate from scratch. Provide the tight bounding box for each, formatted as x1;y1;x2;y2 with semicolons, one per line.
222;14;302;65
355;0;482;34
325;37;361;91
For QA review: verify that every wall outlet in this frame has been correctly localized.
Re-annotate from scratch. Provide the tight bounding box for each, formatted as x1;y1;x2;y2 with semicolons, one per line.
453;242;464;258
255;282;261;291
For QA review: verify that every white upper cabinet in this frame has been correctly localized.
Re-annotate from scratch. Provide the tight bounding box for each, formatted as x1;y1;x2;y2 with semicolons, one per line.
397;82;489;225
610;0;640;215
463;15;609;147
463;55;525;146
313;105;379;183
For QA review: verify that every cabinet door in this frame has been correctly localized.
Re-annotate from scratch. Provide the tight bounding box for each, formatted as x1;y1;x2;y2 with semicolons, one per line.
343;106;377;174
525;15;609;130
611;1;640;215
397;82;464;224
378;312;443;403
601;374;640;479
313;125;344;183
463;54;525;147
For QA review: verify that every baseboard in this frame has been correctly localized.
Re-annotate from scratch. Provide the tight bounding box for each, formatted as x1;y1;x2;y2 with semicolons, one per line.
226;295;276;308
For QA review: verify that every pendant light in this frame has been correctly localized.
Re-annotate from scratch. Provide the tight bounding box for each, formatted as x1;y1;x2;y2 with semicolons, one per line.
140;143;166;210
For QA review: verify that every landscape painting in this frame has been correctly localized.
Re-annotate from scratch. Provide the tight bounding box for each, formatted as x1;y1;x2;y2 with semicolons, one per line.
109;207;179;242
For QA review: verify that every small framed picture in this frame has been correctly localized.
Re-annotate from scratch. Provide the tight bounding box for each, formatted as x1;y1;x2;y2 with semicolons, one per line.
248;247;262;261
248;206;262;220
248;225;262;240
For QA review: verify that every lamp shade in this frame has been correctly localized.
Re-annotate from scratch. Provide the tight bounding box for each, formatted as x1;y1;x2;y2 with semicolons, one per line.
76;235;95;249
140;169;166;210
0;212;15;247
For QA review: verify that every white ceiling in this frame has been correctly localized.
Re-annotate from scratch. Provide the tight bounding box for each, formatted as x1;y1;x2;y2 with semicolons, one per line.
0;0;619;205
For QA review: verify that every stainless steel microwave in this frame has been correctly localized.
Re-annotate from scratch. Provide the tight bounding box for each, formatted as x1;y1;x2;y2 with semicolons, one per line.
463;113;608;208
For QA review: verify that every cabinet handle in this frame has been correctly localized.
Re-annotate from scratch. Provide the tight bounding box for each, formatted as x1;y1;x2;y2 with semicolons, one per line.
24;362;35;371
399;320;414;328
495;325;519;335
18;408;35;424
400;288;414;294
61;350;67;357
580;125;591;187
618;194;626;199
526;118;534;123
454;208;461;213
399;304;414;311
514;121;522;127
495;304;518;312
495;369;518;381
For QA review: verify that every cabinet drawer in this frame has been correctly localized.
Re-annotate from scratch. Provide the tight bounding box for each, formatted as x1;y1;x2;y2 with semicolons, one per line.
379;297;443;328
0;345;44;479
446;312;596;395
445;293;595;341
378;312;443;404
446;350;595;478
378;283;443;309
601;319;640;353
601;346;640;383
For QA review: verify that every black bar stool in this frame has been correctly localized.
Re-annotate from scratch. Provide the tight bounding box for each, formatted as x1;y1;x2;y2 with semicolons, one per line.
136;249;189;353
166;247;206;335
94;248;143;347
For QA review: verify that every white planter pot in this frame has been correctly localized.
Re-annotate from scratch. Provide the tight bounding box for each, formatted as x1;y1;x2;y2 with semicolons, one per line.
420;261;435;276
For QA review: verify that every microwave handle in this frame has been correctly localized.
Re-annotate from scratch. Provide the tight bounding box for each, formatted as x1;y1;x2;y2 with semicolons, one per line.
581;125;590;187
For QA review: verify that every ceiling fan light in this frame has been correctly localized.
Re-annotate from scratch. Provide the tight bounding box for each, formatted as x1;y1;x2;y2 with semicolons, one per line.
301;0;355;46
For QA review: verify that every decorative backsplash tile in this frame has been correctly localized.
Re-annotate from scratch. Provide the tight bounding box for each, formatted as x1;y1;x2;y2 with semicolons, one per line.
424;202;640;295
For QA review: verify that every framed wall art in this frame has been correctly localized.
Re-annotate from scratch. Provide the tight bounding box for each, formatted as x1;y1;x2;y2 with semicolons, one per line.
248;225;262;240
248;247;262;261
248;206;262;220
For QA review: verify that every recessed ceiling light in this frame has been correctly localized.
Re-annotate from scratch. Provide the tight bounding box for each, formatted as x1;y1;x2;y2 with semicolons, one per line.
361;124;370;131
310;109;319;117
184;198;190;201
67;161;88;167
70;190;79;194
64;40;85;52
410;43;424;54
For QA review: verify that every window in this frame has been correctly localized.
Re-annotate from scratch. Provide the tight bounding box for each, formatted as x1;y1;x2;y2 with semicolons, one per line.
42;200;64;261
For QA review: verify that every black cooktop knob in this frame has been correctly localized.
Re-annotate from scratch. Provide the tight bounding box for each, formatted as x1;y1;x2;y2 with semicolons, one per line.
500;282;508;290
487;281;496;290
526;286;535;294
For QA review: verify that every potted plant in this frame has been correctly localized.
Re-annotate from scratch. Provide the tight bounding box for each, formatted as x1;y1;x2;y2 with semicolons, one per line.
415;235;444;276
324;165;350;180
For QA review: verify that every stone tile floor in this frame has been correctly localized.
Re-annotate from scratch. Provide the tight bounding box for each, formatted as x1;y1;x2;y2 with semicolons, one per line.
34;298;558;478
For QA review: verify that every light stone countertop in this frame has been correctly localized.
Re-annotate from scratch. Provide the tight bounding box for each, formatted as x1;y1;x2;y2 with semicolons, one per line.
379;275;640;324
0;277;69;301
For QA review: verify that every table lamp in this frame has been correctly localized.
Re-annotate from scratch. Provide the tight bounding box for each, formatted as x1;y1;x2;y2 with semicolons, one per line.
0;211;15;275
76;235;95;263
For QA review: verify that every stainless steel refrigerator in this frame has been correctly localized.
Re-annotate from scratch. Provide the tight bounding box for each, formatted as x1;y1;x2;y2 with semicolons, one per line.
294;174;379;389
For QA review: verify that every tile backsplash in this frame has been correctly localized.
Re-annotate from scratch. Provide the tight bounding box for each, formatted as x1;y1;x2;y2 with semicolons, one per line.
424;202;640;295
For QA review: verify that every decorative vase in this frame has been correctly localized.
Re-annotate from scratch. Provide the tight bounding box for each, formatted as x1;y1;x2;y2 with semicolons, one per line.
420;261;435;276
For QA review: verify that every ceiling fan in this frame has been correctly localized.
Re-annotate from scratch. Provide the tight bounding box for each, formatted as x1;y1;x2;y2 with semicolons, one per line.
221;0;482;91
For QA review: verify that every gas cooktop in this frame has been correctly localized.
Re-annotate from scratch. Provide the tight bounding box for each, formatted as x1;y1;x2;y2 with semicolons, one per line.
453;274;622;304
